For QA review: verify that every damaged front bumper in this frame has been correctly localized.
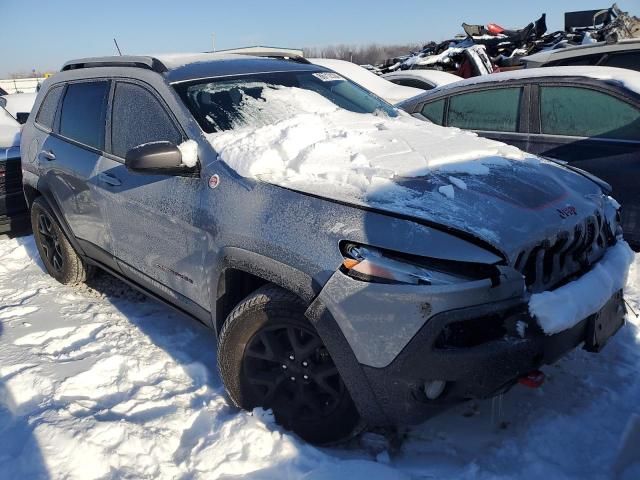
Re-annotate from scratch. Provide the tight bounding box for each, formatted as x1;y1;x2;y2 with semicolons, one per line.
306;265;627;427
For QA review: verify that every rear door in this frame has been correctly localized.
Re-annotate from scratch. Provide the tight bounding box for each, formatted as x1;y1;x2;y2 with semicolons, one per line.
528;83;640;244
96;80;207;307
39;80;113;251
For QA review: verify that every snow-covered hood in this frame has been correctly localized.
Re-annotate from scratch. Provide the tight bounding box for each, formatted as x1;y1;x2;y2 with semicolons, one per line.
207;87;610;260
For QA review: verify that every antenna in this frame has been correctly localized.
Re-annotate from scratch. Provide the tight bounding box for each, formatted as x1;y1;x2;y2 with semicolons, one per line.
113;38;123;56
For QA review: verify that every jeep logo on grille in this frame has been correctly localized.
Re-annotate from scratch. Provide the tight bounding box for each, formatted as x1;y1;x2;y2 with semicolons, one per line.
557;206;577;219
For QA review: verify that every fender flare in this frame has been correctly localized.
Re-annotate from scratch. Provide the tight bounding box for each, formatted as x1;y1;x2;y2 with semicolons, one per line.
212;246;323;333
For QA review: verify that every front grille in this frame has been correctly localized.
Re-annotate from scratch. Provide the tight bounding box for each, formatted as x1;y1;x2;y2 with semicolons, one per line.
0;159;23;197
513;212;615;293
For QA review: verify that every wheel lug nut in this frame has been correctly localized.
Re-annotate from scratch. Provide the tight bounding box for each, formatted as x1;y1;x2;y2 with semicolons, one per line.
282;365;287;369
303;374;309;380
302;361;308;367
290;376;296;381
289;355;295;360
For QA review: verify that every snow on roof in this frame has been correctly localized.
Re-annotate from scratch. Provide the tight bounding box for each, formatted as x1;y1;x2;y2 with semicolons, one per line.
431;66;640;96
151;52;249;70
309;58;423;104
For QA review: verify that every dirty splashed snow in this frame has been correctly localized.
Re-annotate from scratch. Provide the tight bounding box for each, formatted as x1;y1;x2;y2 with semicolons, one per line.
1;234;640;479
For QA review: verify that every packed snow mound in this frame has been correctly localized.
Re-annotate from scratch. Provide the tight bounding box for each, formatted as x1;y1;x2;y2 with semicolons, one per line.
207;85;533;204
178;139;199;167
530;240;635;335
1;238;640;478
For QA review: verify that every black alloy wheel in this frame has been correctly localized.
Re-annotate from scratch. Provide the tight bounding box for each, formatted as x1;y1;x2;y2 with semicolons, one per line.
37;211;64;273
242;323;345;426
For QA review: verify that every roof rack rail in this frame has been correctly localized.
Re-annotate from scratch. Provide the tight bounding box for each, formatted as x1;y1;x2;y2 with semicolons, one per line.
61;56;168;73
211;47;309;64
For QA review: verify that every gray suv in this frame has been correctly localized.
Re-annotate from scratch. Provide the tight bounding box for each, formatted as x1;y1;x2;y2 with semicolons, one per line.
21;54;630;444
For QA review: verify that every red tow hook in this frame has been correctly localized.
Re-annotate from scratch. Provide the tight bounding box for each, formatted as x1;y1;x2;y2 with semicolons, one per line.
518;370;545;388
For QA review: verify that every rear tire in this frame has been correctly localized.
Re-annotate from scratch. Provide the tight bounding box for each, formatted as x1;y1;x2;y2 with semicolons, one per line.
218;284;360;444
31;197;93;285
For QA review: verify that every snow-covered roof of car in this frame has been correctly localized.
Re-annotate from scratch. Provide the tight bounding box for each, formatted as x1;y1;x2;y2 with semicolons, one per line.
522;39;640;65
428;66;640;96
381;70;461;87
309;58;423;104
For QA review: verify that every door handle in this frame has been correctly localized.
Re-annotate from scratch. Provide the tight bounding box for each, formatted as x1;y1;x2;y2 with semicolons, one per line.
98;173;122;187
39;150;56;161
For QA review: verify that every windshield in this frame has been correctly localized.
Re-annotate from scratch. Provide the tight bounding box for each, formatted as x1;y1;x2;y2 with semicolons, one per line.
173;70;397;133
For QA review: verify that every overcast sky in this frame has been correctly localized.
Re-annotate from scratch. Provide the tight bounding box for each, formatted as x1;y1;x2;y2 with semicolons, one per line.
0;0;632;77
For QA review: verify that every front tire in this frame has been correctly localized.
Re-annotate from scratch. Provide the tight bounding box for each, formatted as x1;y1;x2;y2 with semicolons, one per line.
31;197;93;285
217;285;360;444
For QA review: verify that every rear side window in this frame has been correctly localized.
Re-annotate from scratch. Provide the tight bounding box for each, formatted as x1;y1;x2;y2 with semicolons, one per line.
600;52;640;71
59;81;109;149
35;85;64;130
547;53;603;67
420;99;445;125
540;86;640;140
447;88;522;132
392;78;434;90
111;82;182;158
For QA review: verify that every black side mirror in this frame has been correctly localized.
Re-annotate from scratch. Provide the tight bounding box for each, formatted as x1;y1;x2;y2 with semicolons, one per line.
125;142;191;175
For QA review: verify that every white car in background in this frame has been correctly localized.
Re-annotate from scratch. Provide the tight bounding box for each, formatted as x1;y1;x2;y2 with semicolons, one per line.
0;92;37;124
382;69;461;91
309;58;424;104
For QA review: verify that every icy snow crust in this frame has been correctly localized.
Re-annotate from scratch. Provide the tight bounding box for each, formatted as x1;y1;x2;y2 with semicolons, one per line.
207;85;536;242
530;240;635;335
2;236;640;478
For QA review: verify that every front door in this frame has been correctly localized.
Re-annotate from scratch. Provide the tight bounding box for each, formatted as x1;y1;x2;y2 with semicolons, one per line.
96;80;207;307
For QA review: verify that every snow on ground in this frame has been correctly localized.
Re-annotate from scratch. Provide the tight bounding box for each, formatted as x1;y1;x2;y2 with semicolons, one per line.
1;234;639;479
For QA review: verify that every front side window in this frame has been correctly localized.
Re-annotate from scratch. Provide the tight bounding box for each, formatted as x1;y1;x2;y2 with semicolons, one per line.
59;81;109;149
173;70;397;133
447;87;522;132
110;82;182;158
420;99;445;125
540;86;640;140
35;85;64;130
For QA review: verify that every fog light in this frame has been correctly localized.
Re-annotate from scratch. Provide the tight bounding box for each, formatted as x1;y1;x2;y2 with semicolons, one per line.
424;380;446;400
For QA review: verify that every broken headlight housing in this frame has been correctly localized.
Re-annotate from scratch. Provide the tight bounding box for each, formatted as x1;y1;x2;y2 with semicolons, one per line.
340;243;497;286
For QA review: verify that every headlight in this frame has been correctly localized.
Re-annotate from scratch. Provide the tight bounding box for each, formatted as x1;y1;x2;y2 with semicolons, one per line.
340;243;497;286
